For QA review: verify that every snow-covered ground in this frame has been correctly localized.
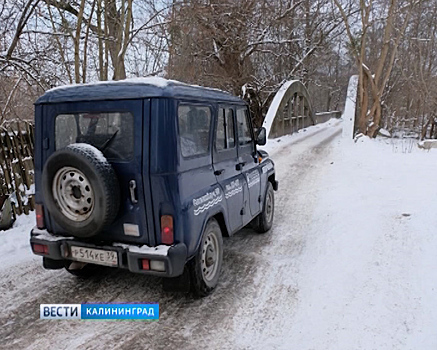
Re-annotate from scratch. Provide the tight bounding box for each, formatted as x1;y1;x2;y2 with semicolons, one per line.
1;119;437;349
266;132;437;349
0;212;37;271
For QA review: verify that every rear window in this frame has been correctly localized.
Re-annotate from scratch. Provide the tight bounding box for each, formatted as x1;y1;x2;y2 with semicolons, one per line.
178;105;212;157
55;112;134;160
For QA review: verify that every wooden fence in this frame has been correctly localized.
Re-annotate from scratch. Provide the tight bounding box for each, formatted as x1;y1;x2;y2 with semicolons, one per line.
0;121;35;215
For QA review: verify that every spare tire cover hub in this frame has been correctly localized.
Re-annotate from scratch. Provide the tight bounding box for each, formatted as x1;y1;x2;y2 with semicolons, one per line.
52;166;94;222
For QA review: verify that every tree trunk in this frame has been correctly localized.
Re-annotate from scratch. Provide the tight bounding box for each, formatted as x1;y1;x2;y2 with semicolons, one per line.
357;73;369;134
74;0;86;83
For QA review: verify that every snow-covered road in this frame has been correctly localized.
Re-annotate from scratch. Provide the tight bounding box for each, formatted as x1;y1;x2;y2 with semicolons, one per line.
1;120;436;350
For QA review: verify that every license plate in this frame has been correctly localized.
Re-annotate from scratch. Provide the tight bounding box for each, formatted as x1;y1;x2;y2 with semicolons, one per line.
70;246;118;267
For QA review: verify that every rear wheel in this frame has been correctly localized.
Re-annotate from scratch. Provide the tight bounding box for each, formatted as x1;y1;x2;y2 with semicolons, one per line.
189;218;223;297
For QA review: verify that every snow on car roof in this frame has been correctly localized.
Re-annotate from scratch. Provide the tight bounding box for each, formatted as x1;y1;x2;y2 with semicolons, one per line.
35;77;244;105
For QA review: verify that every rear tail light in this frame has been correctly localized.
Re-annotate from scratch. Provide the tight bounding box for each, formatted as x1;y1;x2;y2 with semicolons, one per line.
35;204;45;229
160;215;174;245
32;243;49;255
141;259;150;270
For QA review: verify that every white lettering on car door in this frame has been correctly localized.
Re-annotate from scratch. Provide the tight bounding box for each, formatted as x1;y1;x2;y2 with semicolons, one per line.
193;188;223;216
224;179;243;199
246;170;260;188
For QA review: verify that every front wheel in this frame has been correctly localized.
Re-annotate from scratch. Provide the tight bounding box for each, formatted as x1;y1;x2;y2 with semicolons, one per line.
252;182;274;233
189;218;223;297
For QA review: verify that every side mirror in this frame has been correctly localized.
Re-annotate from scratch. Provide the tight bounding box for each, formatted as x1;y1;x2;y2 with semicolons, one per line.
256;127;267;146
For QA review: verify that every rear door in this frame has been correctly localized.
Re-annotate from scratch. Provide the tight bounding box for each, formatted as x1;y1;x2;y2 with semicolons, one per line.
47;99;151;244
236;106;262;222
213;106;244;232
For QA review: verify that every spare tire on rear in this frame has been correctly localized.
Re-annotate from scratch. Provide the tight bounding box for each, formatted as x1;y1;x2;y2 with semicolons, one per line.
42;143;120;238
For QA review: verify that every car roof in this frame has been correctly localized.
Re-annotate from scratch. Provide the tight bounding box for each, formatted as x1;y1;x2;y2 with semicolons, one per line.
35;77;245;105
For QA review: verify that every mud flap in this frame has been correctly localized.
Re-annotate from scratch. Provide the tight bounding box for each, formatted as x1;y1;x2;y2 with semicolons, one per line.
162;266;191;293
43;257;65;270
273;180;279;191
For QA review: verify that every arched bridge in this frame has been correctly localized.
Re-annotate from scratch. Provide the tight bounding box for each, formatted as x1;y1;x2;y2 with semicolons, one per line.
262;80;341;139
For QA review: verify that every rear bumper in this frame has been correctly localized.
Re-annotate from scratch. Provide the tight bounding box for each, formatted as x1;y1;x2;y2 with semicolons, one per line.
30;228;187;277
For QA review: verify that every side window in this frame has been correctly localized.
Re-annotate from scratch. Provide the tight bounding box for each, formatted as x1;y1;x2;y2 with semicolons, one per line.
216;108;226;151
216;107;235;151
236;108;252;146
226;109;236;148
178;104;212;157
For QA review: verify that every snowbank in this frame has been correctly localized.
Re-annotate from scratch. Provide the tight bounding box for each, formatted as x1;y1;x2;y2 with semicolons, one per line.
0;212;36;271
287;135;437;349
342;75;358;139
418;139;437;150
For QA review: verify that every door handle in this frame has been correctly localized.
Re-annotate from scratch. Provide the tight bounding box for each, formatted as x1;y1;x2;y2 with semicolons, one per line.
214;169;225;176
129;180;138;204
236;162;246;171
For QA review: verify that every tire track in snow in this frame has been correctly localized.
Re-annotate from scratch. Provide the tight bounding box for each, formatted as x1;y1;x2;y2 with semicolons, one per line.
229;125;342;349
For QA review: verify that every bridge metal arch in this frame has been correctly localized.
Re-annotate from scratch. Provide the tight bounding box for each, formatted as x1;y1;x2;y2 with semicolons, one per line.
262;80;315;139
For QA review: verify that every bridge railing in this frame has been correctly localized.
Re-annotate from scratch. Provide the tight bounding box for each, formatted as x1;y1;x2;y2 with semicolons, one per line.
263;80;342;140
314;111;342;124
263;80;314;139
